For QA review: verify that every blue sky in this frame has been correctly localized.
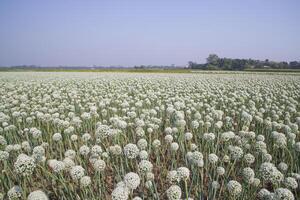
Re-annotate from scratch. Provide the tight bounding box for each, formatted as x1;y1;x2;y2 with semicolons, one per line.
0;0;299;66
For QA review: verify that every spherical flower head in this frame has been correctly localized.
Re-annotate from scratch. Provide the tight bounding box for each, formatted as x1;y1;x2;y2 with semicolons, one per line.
80;176;91;187
63;157;75;170
186;151;193;162
228;146;244;160
294;142;300;152
185;132;193;141
79;145;90;156
259;162;283;184
170;142;179;152
111;186;129;200
132;197;142;200
262;153;272;162
211;181;220;190
27;190;48;200
192;151;203;161
0;135;7;146
135;127;145;137
167;170;180;183
203;133;215;142
92;159;106;172
278;162;288;172
177;167;190;180
216;166;225;176
82;133;91;142
147;127;153;134
284;177;298;189
52;133;62;141
165;135;173;143
70;134;78;141
139;150;149;160
32;146;45;163
91;145;103;156
243;153;255;165
14;153;36;176
124;143;139;159
118;178;130;187
21;141;31;152
48;159;65;173
152;139;161;148
222;155;230;163
145;180;153;189
109;145;122;156
290;173;300;181
124;172;141;190
259;162;284;183
227;180;242;196
208;153;219;164
255;141;267;153
65;149;76;159
146;172;154;181
7;186;22;200
190;151;204;167
191;120;199;129
220;131;235;142
256;134;265;142
242;167;255;184
165;127;173;134
257;188;271;199
190;143;197;151
251;178;261;187
13;144;21;151
102;152;109;158
214;121;223;129
95;125;111;139
274;188;294;200
166;185;182;200
70;165;85;180
137;139;148;150
30;128;42;139
204;121;211;128
274;133;287;148
33;145;45;156
0;150;9;161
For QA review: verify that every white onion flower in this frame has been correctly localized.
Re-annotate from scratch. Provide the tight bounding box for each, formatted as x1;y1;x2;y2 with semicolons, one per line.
124;143;139;159
166;185;182;200
27;190;48;200
70;165;85;180
7;186;22;200
124;172;141;190
112;186;129;200
80;176;92;187
14;154;36;176
227;180;242;196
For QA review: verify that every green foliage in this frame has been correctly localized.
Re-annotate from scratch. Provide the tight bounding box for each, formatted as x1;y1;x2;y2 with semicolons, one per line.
189;54;300;70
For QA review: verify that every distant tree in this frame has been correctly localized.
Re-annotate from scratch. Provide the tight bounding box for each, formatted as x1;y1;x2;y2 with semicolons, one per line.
206;64;218;70
278;62;289;69
206;54;219;66
289;61;300;69
188;61;196;69
187;54;298;71
223;58;233;70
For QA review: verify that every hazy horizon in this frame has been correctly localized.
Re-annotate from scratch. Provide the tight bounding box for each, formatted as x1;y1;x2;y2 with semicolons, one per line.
0;0;299;67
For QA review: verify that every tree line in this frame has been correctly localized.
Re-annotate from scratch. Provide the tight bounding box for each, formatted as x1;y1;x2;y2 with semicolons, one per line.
188;54;300;70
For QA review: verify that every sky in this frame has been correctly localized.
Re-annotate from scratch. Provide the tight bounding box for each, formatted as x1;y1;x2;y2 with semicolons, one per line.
0;0;299;67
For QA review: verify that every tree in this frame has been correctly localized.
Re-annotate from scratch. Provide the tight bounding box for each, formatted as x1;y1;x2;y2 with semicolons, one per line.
206;54;219;66
188;61;196;69
289;61;300;69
